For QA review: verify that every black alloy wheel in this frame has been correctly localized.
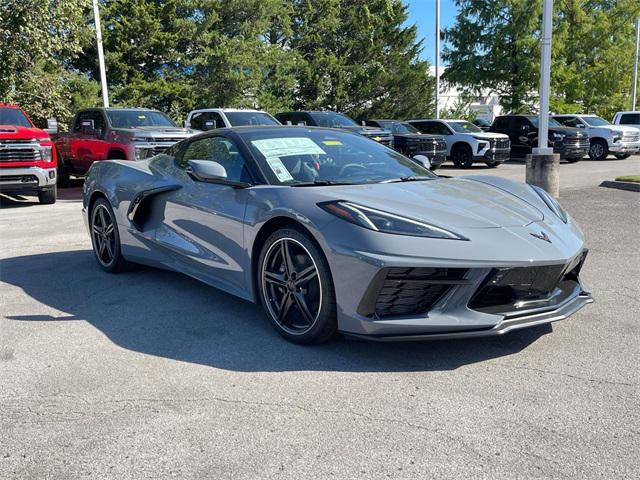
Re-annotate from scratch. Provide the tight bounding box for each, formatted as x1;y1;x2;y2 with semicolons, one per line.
90;198;130;272
451;144;474;168
259;228;337;344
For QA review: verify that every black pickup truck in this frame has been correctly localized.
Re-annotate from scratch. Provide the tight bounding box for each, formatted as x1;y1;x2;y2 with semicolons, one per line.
364;119;447;169
275;111;393;148
489;115;589;162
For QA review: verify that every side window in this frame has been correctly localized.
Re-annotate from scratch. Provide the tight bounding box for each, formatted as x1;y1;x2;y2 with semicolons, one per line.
179;136;251;183
511;117;531;131
556;116;580;128
434;122;452;135
74;111;93;132
92;111;106;133
620;113;640;124
190;112;224;130
492;117;508;130
277;113;294;125
409;121;430;133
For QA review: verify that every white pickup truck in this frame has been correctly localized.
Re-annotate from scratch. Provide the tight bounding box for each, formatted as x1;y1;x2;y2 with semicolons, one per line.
407;119;510;168
612;111;640;130
553;114;640;160
185;108;280;131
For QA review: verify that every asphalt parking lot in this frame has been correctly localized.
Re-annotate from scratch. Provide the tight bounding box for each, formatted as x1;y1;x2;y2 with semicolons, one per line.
1;157;639;479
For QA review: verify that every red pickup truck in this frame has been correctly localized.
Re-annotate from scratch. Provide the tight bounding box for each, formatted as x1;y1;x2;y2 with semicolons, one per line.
0;104;58;204
54;107;195;183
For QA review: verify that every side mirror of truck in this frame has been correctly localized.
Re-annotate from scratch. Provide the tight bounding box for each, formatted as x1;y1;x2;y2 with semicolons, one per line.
44;118;58;135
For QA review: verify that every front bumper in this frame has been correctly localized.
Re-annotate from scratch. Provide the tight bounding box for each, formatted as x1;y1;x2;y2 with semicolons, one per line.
0;166;57;193
474;148;510;163
555;144;589;159
609;141;640;154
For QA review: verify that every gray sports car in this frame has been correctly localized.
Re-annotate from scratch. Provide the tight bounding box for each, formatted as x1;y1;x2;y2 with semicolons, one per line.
82;126;593;344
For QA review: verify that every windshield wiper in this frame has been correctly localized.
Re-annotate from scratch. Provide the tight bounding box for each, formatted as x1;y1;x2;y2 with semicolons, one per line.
290;180;357;187
380;176;433;184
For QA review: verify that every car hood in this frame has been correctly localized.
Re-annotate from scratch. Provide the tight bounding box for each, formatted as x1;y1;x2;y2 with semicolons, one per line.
311;177;544;229
0;124;49;141
548;126;586;137
460;131;509;140
340;125;392;137
114;126;196;139
587;125;638;135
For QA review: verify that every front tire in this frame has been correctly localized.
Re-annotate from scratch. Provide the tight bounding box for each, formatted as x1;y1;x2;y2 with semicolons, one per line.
589;139;609;160
90;198;131;273
451;144;474;168
258;227;337;344
38;185;57;204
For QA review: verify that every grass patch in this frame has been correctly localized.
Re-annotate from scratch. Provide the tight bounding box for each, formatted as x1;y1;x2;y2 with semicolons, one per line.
614;175;640;183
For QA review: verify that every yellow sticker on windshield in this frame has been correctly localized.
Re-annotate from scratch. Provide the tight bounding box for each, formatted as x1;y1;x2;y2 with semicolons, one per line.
137;115;146;119
323;140;342;145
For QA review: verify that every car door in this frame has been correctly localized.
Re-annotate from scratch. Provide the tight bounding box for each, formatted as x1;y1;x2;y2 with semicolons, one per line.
156;135;255;297
72;110;110;173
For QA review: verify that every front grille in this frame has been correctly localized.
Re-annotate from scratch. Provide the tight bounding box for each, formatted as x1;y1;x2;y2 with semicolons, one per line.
0;147;39;162
492;138;510;149
373;267;468;318
152;137;185;144
622;133;640;143
565;137;589;149
151;145;171;156
469;251;588;314
0;139;33;144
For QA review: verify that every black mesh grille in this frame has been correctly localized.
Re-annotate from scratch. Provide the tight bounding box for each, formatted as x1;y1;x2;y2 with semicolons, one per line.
374;267;467;318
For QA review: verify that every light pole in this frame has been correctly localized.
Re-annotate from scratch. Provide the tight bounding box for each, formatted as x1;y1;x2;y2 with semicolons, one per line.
435;0;440;119
92;0;109;108
632;18;639;111
526;0;560;197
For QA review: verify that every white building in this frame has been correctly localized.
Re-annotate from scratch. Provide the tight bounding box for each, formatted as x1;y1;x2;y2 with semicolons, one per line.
431;66;504;121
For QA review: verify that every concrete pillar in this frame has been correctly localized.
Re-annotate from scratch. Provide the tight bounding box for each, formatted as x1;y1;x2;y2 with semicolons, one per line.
526;153;560;198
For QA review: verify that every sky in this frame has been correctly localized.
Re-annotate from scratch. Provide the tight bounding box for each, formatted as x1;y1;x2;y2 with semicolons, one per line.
403;0;459;64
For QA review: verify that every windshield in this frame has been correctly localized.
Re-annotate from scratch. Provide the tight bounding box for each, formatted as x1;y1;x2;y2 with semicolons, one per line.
0;107;32;127
225;111;280;126
241;129;435;185
528;116;562;128
309;112;358;128
447;121;482;133
379;121;420;134
106;110;177;129
582;116;610;127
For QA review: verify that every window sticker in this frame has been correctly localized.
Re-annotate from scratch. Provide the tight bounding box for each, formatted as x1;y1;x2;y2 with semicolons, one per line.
265;157;294;182
322;140;342;146
251;137;326;158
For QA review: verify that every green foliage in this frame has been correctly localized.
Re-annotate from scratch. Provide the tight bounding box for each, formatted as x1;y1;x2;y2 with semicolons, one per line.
0;0;98;126
443;0;640;118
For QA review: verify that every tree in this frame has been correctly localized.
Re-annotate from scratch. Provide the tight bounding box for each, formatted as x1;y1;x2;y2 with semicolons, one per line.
0;0;97;126
442;0;542;113
289;0;435;119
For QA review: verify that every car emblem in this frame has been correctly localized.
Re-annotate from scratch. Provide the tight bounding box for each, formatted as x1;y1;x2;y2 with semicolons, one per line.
530;231;552;243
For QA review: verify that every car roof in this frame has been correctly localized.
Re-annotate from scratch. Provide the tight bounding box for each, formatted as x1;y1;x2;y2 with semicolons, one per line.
615;111;640;114
191;108;267;113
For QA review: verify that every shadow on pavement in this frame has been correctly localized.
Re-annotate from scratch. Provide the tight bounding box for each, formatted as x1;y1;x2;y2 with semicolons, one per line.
0;183;83;208
1;250;551;373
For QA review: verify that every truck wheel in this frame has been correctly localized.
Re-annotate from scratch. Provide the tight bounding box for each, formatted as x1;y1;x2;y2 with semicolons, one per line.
451;144;474;168
614;154;631;160
38;186;57;204
57;163;71;187
588;139;608;160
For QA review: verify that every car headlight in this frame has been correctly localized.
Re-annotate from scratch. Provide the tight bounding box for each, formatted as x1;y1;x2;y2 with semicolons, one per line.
35;139;53;162
318;201;468;240
531;185;568;223
134;147;151;160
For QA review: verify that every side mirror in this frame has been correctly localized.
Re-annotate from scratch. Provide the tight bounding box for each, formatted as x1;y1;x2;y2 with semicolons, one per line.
187;159;227;181
413;154;432;170
44;118;58;135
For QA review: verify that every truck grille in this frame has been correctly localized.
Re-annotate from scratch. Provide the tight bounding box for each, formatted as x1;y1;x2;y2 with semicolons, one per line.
0;142;39;162
492;138;510;149
564;137;589;149
373;267;468;318
622;133;640;143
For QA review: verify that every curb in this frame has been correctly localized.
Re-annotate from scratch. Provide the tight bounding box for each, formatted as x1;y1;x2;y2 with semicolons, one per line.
599;180;640;192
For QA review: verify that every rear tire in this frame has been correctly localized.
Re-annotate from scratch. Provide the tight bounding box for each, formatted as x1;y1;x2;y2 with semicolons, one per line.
451;144;474;168
38;186;57;204
614;153;631;160
90;198;131;273
257;227;337;344
588;139;608;160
